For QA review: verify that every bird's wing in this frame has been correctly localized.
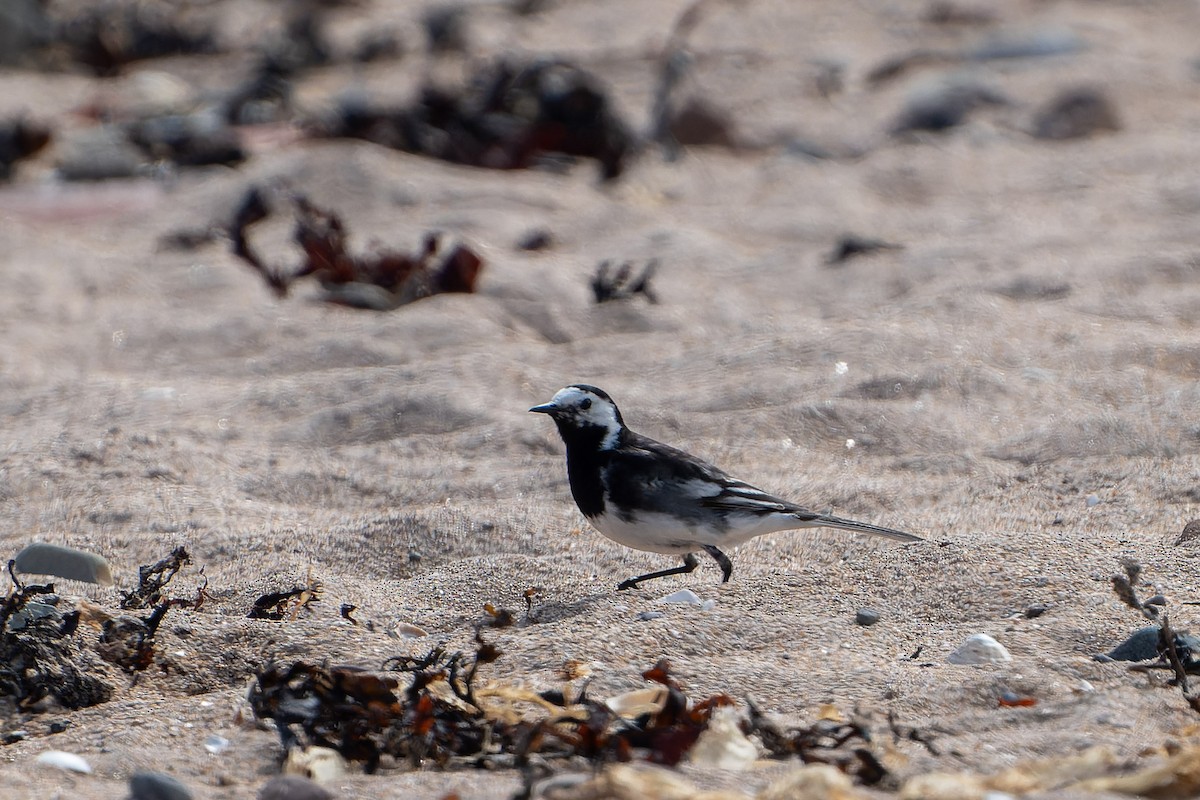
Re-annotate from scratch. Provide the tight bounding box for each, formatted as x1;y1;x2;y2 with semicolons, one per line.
608;433;797;518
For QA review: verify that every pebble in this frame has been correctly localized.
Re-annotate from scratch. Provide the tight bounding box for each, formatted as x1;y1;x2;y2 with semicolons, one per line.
1099;626;1159;662
204;734;230;754
1024;603;1050;618
387;621;429;639
947;633;1012;665
35;750;92;773
637;611;665;621
14;542;113;585
258;775;333;800
855;608;881;626
1085;494;1100;507
284;746;346;784
130;772;194;800
655;590;717;610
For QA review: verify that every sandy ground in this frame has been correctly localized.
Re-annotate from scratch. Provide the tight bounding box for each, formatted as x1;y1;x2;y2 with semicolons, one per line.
5;0;1200;797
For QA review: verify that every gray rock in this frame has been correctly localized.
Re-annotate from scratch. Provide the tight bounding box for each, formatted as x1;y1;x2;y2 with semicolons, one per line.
1100;626;1159;662
259;775;334;800
637;611;665;621
130;772;193;800
855;608;881;626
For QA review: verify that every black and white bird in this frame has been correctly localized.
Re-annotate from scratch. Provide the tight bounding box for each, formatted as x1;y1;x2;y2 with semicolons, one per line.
530;384;922;590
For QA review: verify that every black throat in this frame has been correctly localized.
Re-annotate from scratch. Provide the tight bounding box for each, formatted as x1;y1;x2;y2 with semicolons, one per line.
553;418;619;519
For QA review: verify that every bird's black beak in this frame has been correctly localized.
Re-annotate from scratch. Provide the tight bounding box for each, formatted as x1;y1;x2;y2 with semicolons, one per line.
529;401;559;414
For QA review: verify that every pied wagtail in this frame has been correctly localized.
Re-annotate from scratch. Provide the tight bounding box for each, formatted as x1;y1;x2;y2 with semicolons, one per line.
530;384;922;590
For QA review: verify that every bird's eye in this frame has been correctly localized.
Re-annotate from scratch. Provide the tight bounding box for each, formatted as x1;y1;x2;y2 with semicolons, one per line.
580;398;592;410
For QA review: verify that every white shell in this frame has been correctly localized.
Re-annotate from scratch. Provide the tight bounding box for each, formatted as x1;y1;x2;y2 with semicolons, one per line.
947;633;1012;665
604;686;669;718
688;706;757;770
36;750;92;773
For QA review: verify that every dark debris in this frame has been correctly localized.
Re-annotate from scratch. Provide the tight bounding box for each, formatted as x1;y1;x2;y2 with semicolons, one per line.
120;546;191;610
591;259;659;304
229;187;485;310
0;562;112;709
250;639;894;782
310;59;632;181
247;579;322;621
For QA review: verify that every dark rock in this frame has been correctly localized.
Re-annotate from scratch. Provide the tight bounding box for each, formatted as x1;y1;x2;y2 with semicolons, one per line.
130;771;193;800
1176;519;1200;546
891;81;1008;134
424;5;469;53
0;0;51;66
668;97;737;148
127;114;245;168
56;126;145;181
1032;87;1120;140
516;228;554;251
991;277;1071;301
258;775;333;800
1100;625;1160;662
0;117;51;179
826;234;902;265
855;609;881;626
1023;603;1049;619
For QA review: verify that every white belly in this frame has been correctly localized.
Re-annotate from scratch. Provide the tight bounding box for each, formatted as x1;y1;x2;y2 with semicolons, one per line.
586;509;800;554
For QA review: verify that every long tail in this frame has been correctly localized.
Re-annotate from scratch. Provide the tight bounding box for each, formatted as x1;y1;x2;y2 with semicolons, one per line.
807;513;923;543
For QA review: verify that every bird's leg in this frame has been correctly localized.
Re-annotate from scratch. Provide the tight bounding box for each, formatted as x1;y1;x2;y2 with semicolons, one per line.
701;545;733;583
617;552;700;591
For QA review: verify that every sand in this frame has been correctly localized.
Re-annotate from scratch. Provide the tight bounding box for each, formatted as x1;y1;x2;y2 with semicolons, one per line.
4;1;1200;797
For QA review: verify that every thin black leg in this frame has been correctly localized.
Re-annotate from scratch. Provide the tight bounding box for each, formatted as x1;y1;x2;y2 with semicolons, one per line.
702;545;733;583
617;552;700;591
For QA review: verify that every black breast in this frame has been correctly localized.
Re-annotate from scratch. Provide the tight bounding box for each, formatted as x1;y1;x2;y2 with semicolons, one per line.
554;419;612;519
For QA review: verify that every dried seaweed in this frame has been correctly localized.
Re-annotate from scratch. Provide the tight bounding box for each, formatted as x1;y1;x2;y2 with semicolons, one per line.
747;699;890;785
229;187;484;310
0;562;113;709
120;546;191;610
248;574;323;621
311;59;632;180
249;637;889;785
591;260;659;304
1114;560;1200;713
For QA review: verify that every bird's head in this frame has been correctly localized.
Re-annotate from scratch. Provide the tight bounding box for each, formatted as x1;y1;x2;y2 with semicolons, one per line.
530;384;625;447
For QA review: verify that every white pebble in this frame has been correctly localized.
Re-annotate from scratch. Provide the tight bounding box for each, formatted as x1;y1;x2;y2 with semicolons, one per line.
1086;494;1100;507
36;750;92;774
658;589;702;605
387;621;429;639
204;734;230;755
947;633;1012;665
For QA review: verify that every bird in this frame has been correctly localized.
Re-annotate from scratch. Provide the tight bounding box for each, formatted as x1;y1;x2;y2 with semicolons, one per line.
530;384;922;590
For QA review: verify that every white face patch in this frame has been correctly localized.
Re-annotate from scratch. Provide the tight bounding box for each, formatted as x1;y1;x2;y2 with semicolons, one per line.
551;386;623;447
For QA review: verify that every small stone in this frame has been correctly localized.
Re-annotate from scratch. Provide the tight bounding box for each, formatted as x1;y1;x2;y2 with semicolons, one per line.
1024;604;1049;619
258;775;333;800
516;228;553;251
204;734;230;754
1086;494;1100;507
14;542;113;585
947;633;1012;665
658;589;702;605
130;771;194;800
284;746;346;784
1032;87;1120;141
387;621;429;639
36;750;92;773
1100;626;1160;662
637;611;665;621
855;608;881;626
1176;519;1200;546
4;731;27;744
48;720;69;733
